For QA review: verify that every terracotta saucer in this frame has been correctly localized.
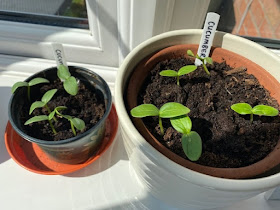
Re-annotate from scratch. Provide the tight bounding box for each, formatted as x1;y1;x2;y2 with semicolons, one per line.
5;104;118;175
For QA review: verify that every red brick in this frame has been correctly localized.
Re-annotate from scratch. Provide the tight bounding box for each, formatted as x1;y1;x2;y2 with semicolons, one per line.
250;0;265;27
239;25;247;36
232;25;238;34
233;1;242;27
276;24;280;39
262;0;280;29
233;0;241;11
243;13;259;37
258;0;265;8
232;20;247;35
259;19;275;38
238;0;249;16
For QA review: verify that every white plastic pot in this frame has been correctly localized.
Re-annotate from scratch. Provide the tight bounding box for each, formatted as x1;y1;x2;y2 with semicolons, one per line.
115;29;280;209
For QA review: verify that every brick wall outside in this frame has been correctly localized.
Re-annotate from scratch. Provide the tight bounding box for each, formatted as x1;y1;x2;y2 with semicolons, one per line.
232;0;280;39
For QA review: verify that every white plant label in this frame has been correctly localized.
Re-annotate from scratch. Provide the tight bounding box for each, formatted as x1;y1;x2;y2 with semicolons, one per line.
195;12;220;66
51;43;68;69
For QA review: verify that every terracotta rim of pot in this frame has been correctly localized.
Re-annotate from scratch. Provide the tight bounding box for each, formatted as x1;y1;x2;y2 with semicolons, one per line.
126;44;280;179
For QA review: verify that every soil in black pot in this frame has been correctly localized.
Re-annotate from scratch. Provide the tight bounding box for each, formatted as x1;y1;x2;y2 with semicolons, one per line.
138;57;280;168
21;78;105;141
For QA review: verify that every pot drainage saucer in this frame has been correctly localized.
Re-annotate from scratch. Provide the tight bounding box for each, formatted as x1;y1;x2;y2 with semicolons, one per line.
4;104;118;175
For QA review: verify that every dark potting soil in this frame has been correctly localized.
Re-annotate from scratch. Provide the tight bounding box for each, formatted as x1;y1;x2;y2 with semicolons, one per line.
139;57;280;168
21;79;105;141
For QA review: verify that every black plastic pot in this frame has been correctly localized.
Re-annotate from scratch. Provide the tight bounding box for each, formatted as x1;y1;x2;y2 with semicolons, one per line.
8;66;112;164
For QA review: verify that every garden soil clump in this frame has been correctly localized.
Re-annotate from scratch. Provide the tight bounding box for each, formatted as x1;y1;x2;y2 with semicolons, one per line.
139;57;280;168
21;79;105;141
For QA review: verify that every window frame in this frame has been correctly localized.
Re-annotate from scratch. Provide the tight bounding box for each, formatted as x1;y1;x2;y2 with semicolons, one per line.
0;0;211;68
0;0;119;67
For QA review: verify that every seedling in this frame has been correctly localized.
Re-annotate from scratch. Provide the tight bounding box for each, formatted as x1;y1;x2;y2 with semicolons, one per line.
29;89;58;122
25;115;57;134
187;49;213;75
24;106;67;135
231;103;279;122
130;102;190;135
170;115;202;161
11;77;50;101
55;107;85;136
57;65;78;96
25;106;85;136
160;65;197;86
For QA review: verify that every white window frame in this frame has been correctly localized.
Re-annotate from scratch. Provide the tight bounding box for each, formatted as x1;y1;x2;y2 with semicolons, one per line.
0;0;209;68
0;0;119;67
118;0;209;63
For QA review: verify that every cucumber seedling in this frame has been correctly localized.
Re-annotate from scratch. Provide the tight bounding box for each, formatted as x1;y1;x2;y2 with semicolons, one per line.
57;64;78;96
25;106;85;136
11;77;50;101
160;65;197;86
24;106;67;134
170;115;202;161
55;107;85;136
29;89;58;122
187;49;213;75
231;103;279;122
130;102;190;135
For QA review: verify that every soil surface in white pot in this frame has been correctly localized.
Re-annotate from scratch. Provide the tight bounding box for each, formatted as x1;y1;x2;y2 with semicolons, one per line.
21;78;105;141
138;57;280;168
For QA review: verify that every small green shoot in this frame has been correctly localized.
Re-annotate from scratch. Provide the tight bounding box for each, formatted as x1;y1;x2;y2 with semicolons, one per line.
160;65;197;86
55;107;85;136
231;103;279;122
130;102;190;135
187;49;213;75
25;106;85;136
57;65;78;96
11;77;50;101
170;115;202;161
29;89;58;122
25;115;57;135
25;106;68;135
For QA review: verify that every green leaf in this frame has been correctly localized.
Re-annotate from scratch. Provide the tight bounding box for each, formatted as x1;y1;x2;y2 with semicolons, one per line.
29;101;45;114
11;81;28;93
205;57;213;65
41;89;57;104
28;77;49;86
54;106;67;116
131;104;159;118
24;115;49;125
159;102;190;118
231;103;253;115
63;115;73;120
57;65;71;81
187;50;195;57
64;76;78;96
252;105;279;116
159;70;178;77
48;110;56;120
170;115;192;134
178;65;197;76
182;132;202;161
71;118;85;130
55;106;67;112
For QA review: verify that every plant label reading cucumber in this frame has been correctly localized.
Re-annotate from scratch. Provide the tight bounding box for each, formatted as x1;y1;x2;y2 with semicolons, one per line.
51;43;78;96
51;43;69;69
195;12;220;66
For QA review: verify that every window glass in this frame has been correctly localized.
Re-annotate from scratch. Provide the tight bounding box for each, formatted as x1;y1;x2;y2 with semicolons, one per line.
0;0;88;28
208;0;280;48
62;0;87;18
